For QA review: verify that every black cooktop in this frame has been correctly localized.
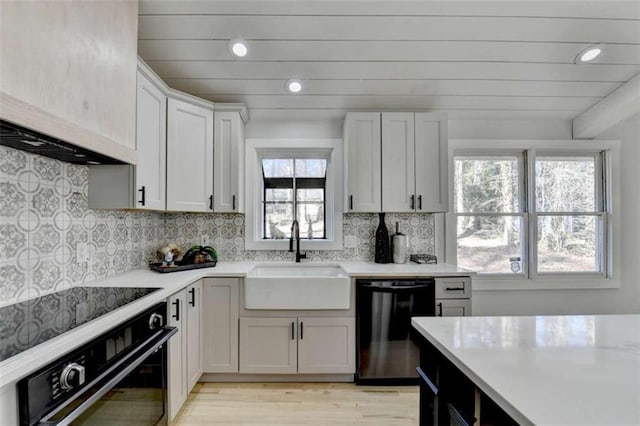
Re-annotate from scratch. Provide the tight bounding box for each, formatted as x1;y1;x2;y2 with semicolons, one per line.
0;287;160;362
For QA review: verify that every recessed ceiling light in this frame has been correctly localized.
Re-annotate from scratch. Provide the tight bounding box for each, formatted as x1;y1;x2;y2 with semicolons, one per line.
229;39;248;57
73;153;86;158
287;79;302;93
576;44;603;63
87;161;101;165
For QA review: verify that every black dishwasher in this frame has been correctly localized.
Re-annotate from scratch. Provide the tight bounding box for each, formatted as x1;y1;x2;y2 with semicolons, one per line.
356;279;435;385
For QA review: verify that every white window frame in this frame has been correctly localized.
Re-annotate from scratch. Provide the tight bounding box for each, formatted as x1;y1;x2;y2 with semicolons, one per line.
244;138;343;251
445;139;621;291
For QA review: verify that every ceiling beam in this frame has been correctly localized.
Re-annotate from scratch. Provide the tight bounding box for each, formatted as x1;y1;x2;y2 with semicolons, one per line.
573;73;640;139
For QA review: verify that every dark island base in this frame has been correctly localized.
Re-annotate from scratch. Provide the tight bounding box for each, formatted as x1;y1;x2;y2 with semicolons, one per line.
417;335;519;426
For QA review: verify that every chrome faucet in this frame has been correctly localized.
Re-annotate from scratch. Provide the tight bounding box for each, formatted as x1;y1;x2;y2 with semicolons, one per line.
289;220;307;263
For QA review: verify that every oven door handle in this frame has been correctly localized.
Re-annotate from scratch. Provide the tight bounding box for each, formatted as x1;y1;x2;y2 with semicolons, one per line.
39;326;177;426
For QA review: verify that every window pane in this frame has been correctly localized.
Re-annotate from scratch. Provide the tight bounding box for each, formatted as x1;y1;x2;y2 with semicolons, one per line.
535;157;596;212
537;215;600;273
264;203;293;239
262;159;293;177
456;215;523;274
295;159;327;177
297;188;324;202
297;203;325;239
265;188;293;202
454;157;520;213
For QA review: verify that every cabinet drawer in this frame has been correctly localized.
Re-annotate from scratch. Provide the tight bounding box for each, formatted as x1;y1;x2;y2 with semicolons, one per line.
435;277;471;299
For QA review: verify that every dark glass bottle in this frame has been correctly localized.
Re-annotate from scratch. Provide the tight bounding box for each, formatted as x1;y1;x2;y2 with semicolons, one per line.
374;212;392;263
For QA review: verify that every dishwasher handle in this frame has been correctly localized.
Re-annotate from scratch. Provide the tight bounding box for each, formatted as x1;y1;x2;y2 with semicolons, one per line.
359;283;433;293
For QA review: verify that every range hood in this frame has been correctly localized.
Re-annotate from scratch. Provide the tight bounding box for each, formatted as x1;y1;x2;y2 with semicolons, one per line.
0;119;125;165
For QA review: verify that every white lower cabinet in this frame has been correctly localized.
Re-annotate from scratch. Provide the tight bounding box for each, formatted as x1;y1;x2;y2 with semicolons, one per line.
435;277;472;317
436;299;472;317
239;318;298;374
297;318;356;374
168;280;203;421
239;317;355;374
203;278;240;373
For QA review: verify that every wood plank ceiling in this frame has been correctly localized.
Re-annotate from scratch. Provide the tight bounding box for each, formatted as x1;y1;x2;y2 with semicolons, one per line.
138;0;640;121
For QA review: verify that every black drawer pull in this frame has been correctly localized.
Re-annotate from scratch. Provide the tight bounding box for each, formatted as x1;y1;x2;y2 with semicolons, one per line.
349;195;353;210
172;299;180;321
418;195;422;210
138;186;145;206
291;322;295;340
300;322;304;340
410;194;415;209
209;194;214;210
189;288;195;307
445;287;465;292
232;195;236;210
437;302;443;317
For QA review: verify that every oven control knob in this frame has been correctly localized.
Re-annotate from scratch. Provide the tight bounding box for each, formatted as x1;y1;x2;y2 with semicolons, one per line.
148;313;164;330
60;363;85;391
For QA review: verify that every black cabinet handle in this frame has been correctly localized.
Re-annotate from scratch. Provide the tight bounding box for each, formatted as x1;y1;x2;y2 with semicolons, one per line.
172;299;180;321
445;287;465;292
349;195;353;210
437;302;443;317
138;186;146;206
291;322;295;340
418;195;422;210
232;195;236;210
300;322;304;340
209;195;213;210
410;195;415;210
189;288;195;307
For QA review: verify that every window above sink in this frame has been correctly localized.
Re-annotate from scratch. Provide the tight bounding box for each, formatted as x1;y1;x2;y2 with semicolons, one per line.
244;139;344;251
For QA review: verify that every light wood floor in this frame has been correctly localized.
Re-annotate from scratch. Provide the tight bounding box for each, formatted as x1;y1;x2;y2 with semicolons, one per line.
171;382;419;425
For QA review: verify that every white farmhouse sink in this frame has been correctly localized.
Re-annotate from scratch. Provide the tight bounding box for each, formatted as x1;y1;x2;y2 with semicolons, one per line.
244;263;350;310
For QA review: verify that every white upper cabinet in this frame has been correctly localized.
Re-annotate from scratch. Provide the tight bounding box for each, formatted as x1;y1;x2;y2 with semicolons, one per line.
135;71;167;210
415;113;448;213
344;112;382;212
88;68;167;210
382;112;415;212
166;97;214;212
344;111;448;213
214;111;245;213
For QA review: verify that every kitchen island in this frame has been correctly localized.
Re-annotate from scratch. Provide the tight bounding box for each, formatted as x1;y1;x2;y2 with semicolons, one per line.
411;315;640;425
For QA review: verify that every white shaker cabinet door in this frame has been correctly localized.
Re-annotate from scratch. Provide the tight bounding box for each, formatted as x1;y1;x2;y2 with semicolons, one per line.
213;112;244;213
239;318;297;374
167;290;187;421
166;98;214;212
185;281;203;393
297;317;355;374
202;278;240;373
344;112;382;212
135;70;166;210
382;112;415;212
415;113;448;213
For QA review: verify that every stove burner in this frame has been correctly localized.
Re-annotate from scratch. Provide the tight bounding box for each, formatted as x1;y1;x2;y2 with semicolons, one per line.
0;287;159;362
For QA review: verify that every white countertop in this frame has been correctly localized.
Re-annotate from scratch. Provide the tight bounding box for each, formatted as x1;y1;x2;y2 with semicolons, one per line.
0;261;472;388
411;315;640;425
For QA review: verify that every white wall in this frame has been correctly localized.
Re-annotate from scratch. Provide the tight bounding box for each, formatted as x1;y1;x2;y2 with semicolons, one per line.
460;116;640;315
246;115;639;315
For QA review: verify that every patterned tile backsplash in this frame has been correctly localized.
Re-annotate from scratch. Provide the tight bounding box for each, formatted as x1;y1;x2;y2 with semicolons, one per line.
0;146;435;305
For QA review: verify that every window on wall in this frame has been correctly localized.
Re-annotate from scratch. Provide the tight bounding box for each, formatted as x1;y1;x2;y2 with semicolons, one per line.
244;139;343;251
262;158;327;240
453;150;608;278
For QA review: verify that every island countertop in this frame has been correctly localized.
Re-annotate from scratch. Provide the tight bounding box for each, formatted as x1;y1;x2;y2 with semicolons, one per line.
411;314;640;425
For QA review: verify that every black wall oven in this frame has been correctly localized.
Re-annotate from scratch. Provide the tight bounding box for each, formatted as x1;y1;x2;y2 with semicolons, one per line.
18;302;177;425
